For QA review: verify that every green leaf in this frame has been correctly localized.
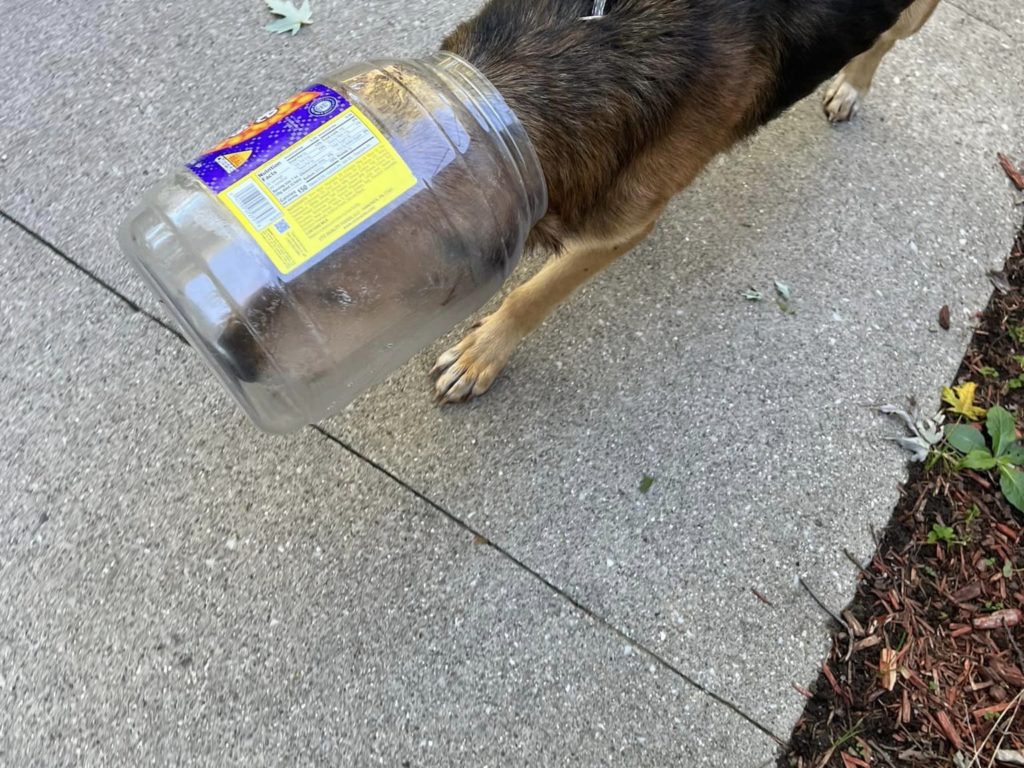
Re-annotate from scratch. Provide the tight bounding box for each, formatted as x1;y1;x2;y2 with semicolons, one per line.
999;465;1024;512
265;0;312;34
987;406;1017;457
774;281;792;301
639;475;655;494
1004;559;1014;579
945;424;986;454
1004;442;1024;466
959;450;998;471
927;523;956;544
979;366;1000;378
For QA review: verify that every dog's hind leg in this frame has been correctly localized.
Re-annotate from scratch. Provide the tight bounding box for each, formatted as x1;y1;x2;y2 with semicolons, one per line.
823;0;940;122
431;222;656;404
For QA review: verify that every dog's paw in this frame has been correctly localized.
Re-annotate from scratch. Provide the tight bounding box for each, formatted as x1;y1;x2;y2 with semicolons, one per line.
430;315;520;404
823;75;862;123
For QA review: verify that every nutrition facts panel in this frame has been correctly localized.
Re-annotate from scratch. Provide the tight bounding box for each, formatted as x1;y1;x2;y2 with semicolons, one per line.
257;113;379;207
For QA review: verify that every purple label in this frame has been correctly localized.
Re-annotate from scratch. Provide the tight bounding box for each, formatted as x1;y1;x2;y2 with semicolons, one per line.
187;84;352;193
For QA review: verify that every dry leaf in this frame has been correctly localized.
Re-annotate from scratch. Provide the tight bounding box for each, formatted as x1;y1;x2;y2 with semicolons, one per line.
942;382;988;421
266;0;313;35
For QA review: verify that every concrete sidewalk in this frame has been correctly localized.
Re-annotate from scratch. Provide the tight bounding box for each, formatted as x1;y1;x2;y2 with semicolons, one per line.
2;1;1022;765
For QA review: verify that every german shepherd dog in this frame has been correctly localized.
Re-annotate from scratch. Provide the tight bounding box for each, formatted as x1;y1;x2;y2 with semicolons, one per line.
429;0;940;402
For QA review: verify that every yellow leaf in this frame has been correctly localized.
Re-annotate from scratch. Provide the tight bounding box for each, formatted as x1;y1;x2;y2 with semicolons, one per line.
941;382;987;421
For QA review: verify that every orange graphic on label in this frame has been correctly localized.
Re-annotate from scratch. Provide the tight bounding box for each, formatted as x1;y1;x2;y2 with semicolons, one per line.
223;150;253;169
206;91;320;153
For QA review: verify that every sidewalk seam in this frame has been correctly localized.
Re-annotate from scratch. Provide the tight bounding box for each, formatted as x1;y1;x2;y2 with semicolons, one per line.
0;209;187;345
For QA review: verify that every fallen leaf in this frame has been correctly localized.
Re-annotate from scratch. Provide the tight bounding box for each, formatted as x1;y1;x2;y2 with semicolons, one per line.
774;280;792;301
942;382;987;421
998;152;1024;191
639;475;655;494
742;288;763;301
890;435;932;463
939;305;951;330
266;0;312;35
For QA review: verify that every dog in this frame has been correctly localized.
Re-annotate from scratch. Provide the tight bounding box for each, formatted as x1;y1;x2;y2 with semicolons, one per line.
429;0;940;403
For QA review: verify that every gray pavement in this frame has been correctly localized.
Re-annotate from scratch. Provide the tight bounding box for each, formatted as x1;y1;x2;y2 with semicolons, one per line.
1;221;771;766
2;0;1023;765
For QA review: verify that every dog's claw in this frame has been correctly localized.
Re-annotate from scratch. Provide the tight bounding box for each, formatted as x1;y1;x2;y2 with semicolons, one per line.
823;75;862;123
430;315;517;404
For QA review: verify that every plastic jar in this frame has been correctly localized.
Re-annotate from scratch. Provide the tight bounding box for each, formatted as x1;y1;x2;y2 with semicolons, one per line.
120;52;546;434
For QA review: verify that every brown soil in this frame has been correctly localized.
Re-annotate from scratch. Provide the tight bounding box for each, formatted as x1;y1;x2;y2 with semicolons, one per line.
780;223;1024;768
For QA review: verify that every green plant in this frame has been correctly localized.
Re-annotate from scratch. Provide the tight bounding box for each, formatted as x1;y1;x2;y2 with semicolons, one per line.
979;366;1000;378
944;406;1024;512
927;523;962;545
964;504;980;525
1010;326;1024;344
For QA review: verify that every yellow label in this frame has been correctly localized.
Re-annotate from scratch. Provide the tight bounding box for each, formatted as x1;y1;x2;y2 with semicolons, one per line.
218;107;416;274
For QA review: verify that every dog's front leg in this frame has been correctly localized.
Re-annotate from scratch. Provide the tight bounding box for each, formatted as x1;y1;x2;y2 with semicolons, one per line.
431;224;654;404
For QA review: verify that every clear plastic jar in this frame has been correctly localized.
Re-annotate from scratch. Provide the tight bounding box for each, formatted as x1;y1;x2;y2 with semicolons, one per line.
120;52;546;433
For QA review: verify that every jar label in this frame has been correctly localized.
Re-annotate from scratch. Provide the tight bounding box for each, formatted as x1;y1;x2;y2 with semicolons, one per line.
187;84;416;275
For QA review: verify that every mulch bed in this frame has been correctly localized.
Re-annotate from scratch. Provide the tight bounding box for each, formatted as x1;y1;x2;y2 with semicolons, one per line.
780;217;1024;767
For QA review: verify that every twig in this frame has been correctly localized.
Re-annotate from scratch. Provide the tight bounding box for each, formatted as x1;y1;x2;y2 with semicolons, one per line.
799;577;849;631
843;548;872;576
